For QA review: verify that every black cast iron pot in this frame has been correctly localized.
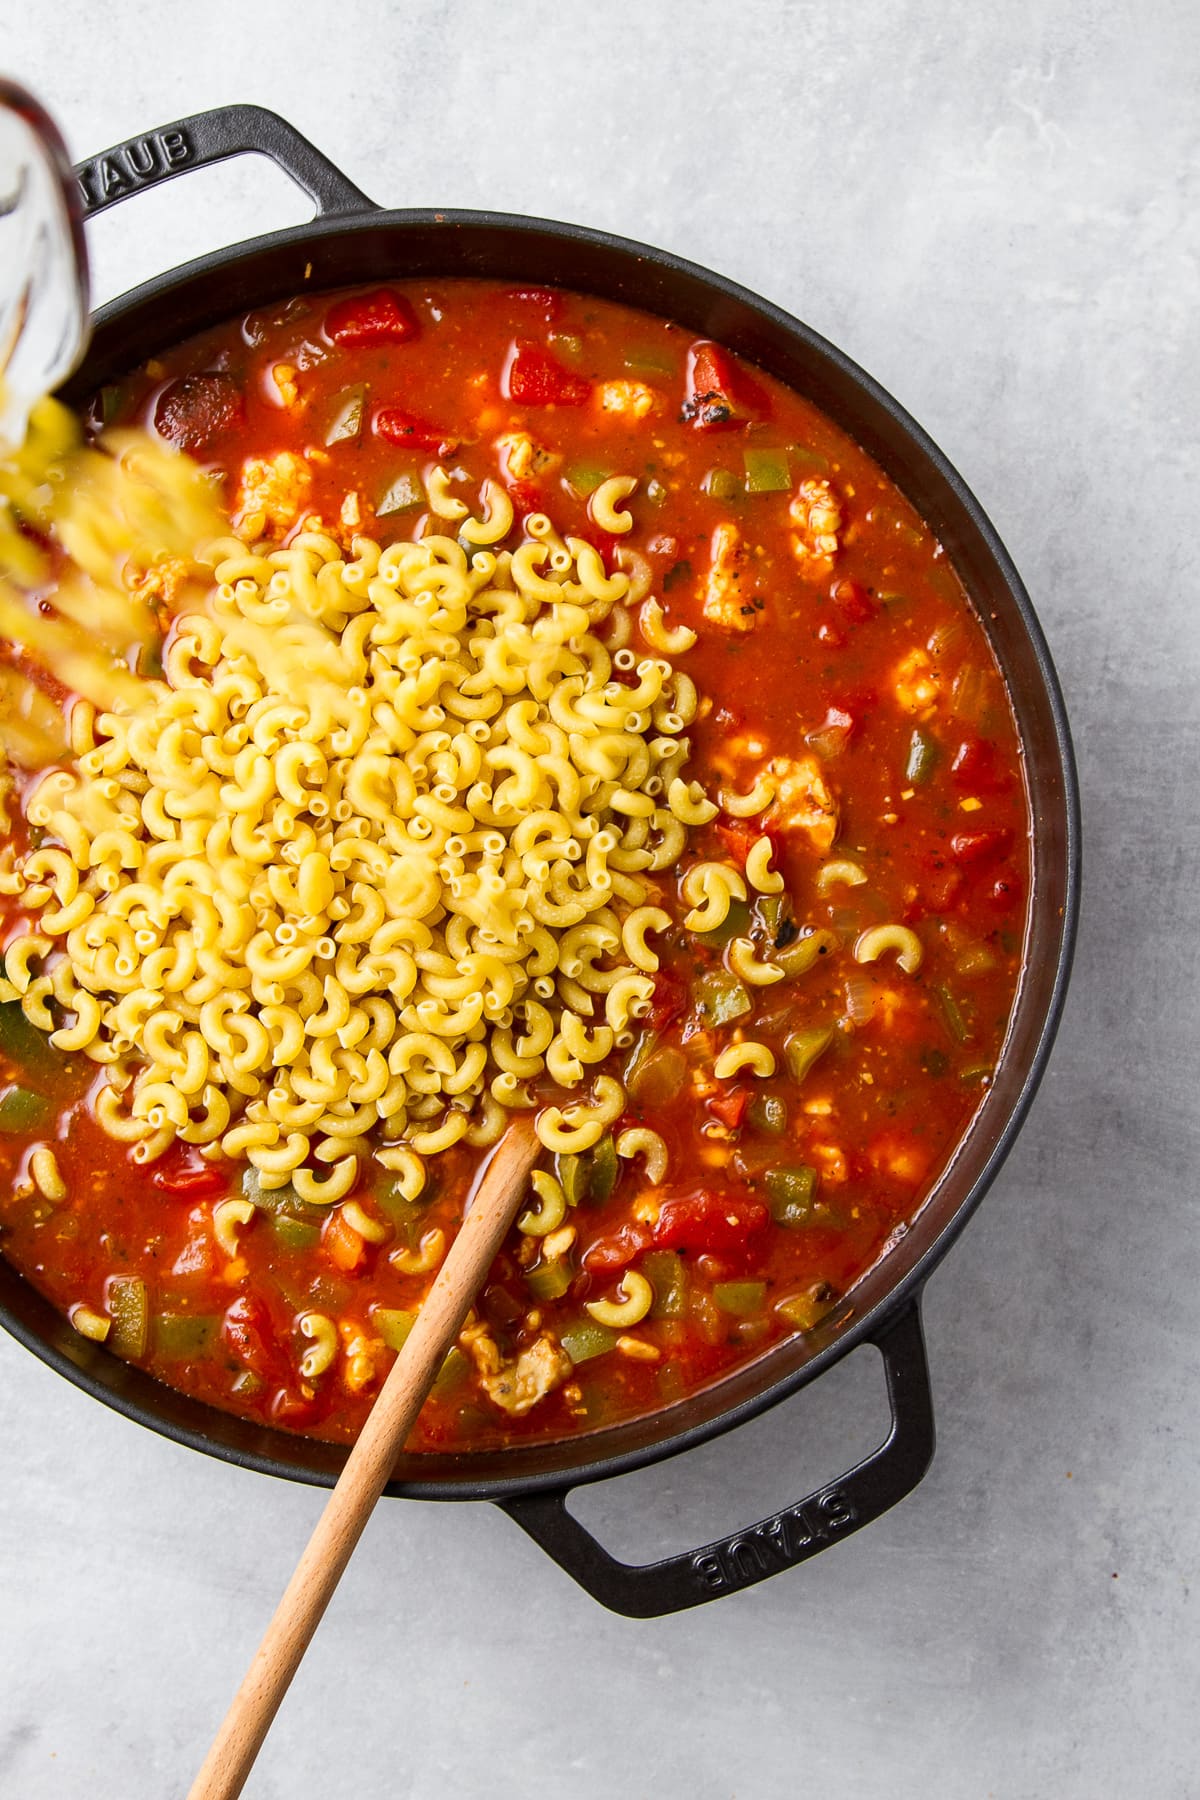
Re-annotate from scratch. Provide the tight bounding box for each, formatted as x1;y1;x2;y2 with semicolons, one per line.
0;105;1081;1617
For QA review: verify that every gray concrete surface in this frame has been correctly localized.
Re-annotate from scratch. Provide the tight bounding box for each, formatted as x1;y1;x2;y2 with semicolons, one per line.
1;2;1197;1796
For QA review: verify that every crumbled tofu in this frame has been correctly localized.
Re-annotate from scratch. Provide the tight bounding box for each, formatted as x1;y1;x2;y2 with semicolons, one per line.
541;1224;577;1261
234;451;312;540
272;363;299;408
595;379;658;420
892;647;940;717
495;430;558;482
339;490;363;533
128;555;192;612
478;1334;573;1416
789;477;843;577
616;1334;661;1362
339;1324;384;1393
768;753;840;852
812;1143;848;1183
701;521;759;631
869;1136;930;1185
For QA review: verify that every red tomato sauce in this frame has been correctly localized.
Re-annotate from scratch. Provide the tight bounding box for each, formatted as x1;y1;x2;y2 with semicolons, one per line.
0;280;1028;1451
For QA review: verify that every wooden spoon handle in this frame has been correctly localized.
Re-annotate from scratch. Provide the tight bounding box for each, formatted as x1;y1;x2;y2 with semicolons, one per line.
187;1117;541;1800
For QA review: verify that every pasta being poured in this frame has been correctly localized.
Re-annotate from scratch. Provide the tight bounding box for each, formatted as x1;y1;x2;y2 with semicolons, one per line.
0;478;734;1203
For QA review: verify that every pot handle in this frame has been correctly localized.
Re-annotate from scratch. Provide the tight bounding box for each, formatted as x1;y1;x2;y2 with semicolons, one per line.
498;1297;934;1618
75;103;374;223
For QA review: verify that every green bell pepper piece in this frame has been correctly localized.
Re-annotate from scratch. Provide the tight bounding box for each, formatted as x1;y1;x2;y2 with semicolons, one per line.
0;1085;51;1132
704;467;739;500
694;896;751;949
784;1026;833;1085
155;1313;218;1360
696;969;752;1027
557;1153;589;1208
743;447;791;493
642;1250;688;1319
525;1259;573;1303
589;1134;619;1203
377;471;423;517
560;1320;618;1364
748;1093;788;1135
712;1280;767;1317
764;1164;818;1227
374;1307;416;1353
271;1214;321;1252
107;1275;148;1359
325;383;366;446
904;727;941;785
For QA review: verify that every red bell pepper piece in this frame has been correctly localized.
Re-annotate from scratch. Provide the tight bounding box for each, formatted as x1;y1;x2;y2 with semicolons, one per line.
150;1147;226;1199
681;340;769;431
504;341;591;406
373;408;458;456
325;288;420;347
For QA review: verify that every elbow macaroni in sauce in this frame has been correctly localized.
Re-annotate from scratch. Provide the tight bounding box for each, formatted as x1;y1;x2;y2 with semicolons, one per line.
0;281;1028;1449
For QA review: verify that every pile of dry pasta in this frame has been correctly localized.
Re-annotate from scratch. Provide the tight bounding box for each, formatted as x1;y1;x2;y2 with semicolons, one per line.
0;453;751;1203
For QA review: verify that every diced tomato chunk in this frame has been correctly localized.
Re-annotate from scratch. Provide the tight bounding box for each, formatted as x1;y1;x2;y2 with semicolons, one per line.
153;373;244;452
646;968;687;1032
653;1190;770;1258
222;1295;275;1372
950;735;1012;795
505;477;549;517
582;1222;655;1275
951;828;1015;869
716;817;783;873
270;1387;321;1428
681;340;769;430
830;578;878;625
507;287;563;320
325;288;420;347
917;858;965;914
504;342;591;406
706;1088;750;1130
805;703;856;758
150;1146;226;1199
716;820;755;869
373;408;458;456
323;1210;366;1273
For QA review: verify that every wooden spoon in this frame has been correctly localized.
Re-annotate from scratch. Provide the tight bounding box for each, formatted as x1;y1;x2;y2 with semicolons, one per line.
187;1115;542;1800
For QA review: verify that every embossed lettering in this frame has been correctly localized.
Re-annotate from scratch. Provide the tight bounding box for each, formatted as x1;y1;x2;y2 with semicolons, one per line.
99;157;129;198
692;1552;726;1593
727;1536;768;1582
124;139;156;178
819;1488;856;1531
783;1508;817;1556
160;129;191;168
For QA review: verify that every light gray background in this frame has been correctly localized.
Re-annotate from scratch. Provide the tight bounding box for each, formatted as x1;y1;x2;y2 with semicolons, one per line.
1;3;1196;1796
